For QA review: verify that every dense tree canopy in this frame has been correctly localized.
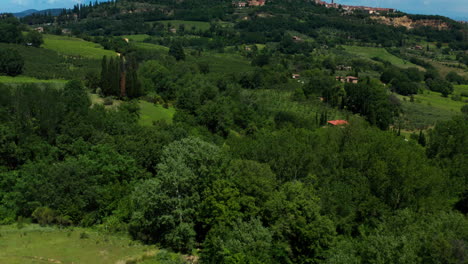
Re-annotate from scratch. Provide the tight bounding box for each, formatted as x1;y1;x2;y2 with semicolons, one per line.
0;48;24;76
1;0;467;262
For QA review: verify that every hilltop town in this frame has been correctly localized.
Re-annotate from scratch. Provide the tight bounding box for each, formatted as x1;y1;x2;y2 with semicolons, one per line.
233;0;395;14
314;0;395;14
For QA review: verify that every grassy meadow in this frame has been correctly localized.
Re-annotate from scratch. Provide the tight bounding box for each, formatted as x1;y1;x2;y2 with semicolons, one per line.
188;52;253;74
248;88;346;123
0;42;101;80
0;75;67;85
343;46;419;69
90;94;176;126
139;101;176;126
43;34;117;59
121;34;151;42
454;84;468;94
0;224;157;264
134;42;170;52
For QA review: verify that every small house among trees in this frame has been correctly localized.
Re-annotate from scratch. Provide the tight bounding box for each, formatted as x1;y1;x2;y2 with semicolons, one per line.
336;65;352;71
232;1;247;7
248;0;266;6
327;120;349;126
336;76;359;83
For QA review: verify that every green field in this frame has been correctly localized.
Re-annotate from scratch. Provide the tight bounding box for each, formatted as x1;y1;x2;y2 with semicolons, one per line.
343;46;419;69
121;34;151;42
0;224;157;264
90;95;175;126
454;84;468;94
427;59;468;79
0;76;67;89
412;90;465;112
0;42;100;80
189;52;253;74
139;101;176;126
0;75;67;84
152;20;211;31
248;89;345;123
43;34;117;59
396;90;465;129
134;42;169;52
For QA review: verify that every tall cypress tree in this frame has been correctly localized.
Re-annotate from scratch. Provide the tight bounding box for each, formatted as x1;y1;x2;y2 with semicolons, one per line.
108;56;115;96
418;130;426;146
126;56;140;98
169;42;185;61
100;56;109;95
120;56;126;98
114;57;121;96
107;56;120;97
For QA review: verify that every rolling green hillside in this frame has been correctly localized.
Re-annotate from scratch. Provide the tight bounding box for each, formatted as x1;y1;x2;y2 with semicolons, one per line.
343;46;419;69
0;42;100;80
43;34;116;59
396;90;465;129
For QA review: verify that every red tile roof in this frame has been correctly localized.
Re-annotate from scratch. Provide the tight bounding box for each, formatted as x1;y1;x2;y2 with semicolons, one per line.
327;120;349;126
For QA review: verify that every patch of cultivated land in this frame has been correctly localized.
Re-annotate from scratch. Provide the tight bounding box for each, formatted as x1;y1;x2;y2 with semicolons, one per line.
0;224;156;264
134;42;169;52
247;89;346;121
0;76;67;89
343;46;419;68
396;90;466;129
0;42;100;80
121;34;151;42
43;34;117;59
455;84;468;94
0;75;67;84
430;60;468;78
188;52;253;73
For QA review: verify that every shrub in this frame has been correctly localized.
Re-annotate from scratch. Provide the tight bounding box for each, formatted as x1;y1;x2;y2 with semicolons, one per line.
25;31;43;48
0;48;24;76
142;92;164;104
451;93;461;101
103;97;113;105
79;232;89;239
426;78;454;97
95;87;103;97
16;216;25;229
153;250;186;264
461;105;468;115
56;215;73;227
32;207;56;226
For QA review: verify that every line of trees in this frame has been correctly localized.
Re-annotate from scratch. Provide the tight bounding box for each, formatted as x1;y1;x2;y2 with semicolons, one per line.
100;55;140;98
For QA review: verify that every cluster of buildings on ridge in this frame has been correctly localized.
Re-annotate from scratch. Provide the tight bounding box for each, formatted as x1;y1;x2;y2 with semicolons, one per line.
314;0;395;14
232;0;266;8
233;0;395;14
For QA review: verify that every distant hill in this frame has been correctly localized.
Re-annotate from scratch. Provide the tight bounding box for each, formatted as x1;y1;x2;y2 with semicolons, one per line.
12;9;38;18
13;8;63;18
